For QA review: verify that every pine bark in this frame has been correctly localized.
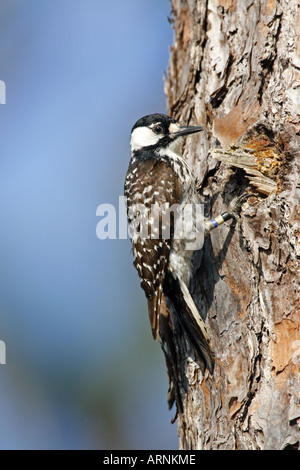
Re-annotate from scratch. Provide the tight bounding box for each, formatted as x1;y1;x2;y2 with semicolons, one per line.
164;0;300;450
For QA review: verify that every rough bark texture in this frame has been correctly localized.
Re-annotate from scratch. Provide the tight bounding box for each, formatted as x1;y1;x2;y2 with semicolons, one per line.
164;0;300;450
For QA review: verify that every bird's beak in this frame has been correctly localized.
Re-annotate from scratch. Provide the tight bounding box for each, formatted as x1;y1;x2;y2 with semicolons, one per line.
172;125;203;137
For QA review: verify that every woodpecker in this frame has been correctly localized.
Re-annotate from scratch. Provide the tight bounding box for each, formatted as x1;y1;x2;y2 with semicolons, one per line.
124;114;234;376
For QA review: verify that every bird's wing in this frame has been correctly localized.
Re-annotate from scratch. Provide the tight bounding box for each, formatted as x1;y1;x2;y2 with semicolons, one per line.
124;158;181;339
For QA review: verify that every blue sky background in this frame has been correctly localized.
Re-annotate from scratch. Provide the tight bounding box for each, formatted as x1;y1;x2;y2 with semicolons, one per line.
0;0;179;449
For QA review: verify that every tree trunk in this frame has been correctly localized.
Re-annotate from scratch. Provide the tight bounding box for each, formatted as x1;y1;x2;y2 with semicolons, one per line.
164;0;300;450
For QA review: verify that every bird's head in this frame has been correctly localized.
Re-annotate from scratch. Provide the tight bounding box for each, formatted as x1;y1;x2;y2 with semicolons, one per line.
130;113;203;156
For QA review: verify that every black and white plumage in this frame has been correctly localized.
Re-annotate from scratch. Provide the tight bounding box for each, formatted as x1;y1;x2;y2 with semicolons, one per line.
124;114;232;377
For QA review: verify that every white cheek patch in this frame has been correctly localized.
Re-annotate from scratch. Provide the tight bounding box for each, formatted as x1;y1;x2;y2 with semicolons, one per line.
169;123;181;134
130;127;160;151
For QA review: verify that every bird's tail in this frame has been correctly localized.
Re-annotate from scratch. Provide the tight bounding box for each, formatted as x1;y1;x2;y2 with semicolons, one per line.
165;273;214;374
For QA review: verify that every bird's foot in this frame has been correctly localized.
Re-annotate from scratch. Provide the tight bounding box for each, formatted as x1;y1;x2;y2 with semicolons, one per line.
226;193;257;232
205;193;256;234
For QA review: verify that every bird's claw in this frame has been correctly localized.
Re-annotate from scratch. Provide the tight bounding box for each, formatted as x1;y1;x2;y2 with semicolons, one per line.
227;193;256;220
225;193;256;234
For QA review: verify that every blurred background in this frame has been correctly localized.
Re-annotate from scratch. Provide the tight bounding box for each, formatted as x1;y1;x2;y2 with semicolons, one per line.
0;0;179;449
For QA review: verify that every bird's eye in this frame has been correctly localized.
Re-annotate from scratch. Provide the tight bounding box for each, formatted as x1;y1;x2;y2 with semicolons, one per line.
153;124;164;134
